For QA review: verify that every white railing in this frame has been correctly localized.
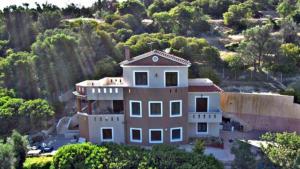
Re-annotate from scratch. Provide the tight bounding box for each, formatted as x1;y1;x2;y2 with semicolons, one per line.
77;112;124;123
188;111;222;123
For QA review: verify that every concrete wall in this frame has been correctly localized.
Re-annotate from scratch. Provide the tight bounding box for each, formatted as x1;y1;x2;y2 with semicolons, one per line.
188;92;221;112
123;66;188;88
78;113;125;144
188;123;220;137
221;92;300;133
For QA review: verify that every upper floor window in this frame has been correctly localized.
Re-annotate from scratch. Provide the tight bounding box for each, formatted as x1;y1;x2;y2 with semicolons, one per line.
165;71;178;87
134;71;148;86
170;100;182;117
149;101;163;117
130;100;142;117
196;97;209;112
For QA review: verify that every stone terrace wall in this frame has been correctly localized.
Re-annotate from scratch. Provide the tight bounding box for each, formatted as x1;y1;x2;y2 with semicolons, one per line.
220;92;300;133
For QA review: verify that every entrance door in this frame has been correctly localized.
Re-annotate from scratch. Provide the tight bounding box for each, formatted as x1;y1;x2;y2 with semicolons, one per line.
196;97;208;112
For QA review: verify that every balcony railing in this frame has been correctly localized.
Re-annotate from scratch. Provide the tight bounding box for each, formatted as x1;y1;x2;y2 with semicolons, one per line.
188;111;222;123
78;112;124;123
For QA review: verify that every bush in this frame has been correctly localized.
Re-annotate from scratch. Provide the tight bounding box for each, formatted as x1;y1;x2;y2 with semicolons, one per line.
52;143;110;169
193;139;205;154
23;157;53;169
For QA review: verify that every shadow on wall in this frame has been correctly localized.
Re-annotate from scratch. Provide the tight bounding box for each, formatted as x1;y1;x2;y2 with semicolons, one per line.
220;92;300;133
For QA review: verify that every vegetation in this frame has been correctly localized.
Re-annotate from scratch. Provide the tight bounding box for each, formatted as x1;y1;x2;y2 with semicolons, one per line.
23;157;53;169
52;143;224;169
261;132;300;169
0;130;28;169
0;88;54;135
231;140;257;169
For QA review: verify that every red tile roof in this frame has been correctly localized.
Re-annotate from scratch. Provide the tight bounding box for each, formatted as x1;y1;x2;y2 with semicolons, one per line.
188;84;223;92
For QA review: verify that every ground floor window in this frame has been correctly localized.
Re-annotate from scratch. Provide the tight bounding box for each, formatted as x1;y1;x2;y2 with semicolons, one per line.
170;127;182;142
101;127;114;142
130;128;142;143
149;129;163;143
197;123;208;133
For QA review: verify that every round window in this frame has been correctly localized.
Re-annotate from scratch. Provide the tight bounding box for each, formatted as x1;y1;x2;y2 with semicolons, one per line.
152;56;159;62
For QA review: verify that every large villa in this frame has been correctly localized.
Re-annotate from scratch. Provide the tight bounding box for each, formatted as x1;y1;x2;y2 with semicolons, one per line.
73;49;223;145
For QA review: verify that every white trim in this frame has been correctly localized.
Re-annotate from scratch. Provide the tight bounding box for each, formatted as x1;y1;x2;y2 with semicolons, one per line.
121;65;190;68
170;127;183;142
130;128;142;143
195;96;210;112
170;100;182;117
148;101;163;117
164;70;179;87
129;100;142;117
149;129;163;143
196;122;208;134
133;70;149;87
101;127;114;142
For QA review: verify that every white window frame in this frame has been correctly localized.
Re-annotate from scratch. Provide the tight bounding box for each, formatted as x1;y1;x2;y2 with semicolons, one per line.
170;100;182;117
148;101;163;117
149;129;163;144
196;122;208;134
130;100;142;117
195;96;210;113
170;127;183;142
101;127;114;142
130;128;142;143
133;70;149;87
164;71;179;87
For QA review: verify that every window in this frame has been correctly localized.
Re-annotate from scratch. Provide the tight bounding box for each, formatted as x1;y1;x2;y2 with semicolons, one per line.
130;101;142;117
196;97;209;112
165;72;178;87
134;71;148;86
149;129;163;143
130;128;142;143
149;101;163;117
101;127;113;142
170;127;183;142
170;100;182;117
197;123;208;133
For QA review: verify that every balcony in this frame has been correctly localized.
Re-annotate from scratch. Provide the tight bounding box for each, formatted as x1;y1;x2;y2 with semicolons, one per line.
75;77;128;100
77;112;124;123
188;111;222;123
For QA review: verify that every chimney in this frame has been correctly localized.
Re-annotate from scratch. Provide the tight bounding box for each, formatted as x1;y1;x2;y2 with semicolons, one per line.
124;46;130;60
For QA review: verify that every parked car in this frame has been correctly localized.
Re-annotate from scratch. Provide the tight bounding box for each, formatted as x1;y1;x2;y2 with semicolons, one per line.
38;143;54;153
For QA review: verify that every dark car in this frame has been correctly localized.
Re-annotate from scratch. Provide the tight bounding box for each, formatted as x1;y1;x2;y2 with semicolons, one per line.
38;143;54;153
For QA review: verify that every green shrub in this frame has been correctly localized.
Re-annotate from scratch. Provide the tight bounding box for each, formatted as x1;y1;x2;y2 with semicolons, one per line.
193;139;205;154
23;157;52;169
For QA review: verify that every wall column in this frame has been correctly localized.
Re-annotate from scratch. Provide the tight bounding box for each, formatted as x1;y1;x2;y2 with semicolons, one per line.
88;101;92;114
76;98;82;112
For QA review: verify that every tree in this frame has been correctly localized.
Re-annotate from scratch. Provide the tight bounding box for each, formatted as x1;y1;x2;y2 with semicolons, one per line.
231;141;256;169
153;12;173;33
280;19;298;43
19;99;55;130
0;52;39;99
0;143;15;169
147;0;178;16
223;3;252;29
276;0;297;18
37;10;62;31
118;0;146;19
7;130;28;169
224;53;244;79
3;5;36;51
261;132;300;169
238;24;278;70
192;0;233;18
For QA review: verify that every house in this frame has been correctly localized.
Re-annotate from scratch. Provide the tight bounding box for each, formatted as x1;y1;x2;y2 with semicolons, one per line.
73;49;223;145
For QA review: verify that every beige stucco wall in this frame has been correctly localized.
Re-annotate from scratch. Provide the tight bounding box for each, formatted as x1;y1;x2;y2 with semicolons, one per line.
78;113;125;144
188;123;220;137
221;92;300;133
